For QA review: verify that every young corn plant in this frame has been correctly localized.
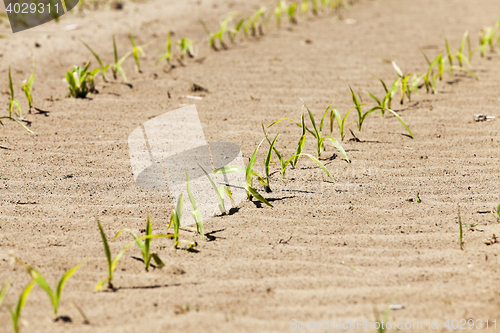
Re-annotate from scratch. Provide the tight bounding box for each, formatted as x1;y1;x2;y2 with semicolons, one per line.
166;194;196;250
200;20;221;51
186;169;204;239
391;61;421;104
263;116;305;177
11;255;86;320
244;7;266;37
268;103;350;160
169;194;182;248
301;0;309;16
228;16;246;43
214;138;273;207
286;2;298;24
21;58;34;112
66;62;100;98
1;67;32;133
332;108;354;141
366;76;400;113
111;35;132;81
349;85;414;138
129;31;150;73
275;0;286;27
478;23;499;56
80;39;110;82
96;218;133;291
178;38;195;58
303;102;350;160
113;216;169;271
0;280;35;333
263;120;337;181
156;31;172;65
200;164;235;215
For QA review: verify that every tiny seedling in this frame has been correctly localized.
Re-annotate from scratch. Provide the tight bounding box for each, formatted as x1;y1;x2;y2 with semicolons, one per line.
11;255;86;320
200;164;234;215
200;20;220;51
262;123;337;182
111;35;132;81
303;101;350;160
96;218;133;291
244;7;266;37
214;139;273;207
301;0;309;16
80;39;110;82
156;31;172;65
21;58;35;112
1;67;32;133
275;0;286;27
286;3;298;24
129;30;150;73
491;202;500;223
1;279;35;333
114;216;169;271
66;61;100;99
167;194;196;250
349;85;413;138
478;23;499;56
178;38;195;58
186;169;204;239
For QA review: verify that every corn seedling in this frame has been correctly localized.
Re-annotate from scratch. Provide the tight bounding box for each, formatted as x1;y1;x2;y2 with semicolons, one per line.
113;216;169;271
275;0;286;26
167;194;183;248
244;7;266;37
286;2;298;24
492;202;500;223
66;62;100;99
350;85;413;138
156;31;172;65
111;35;132;81
229;17;246;43
301;0;309;16
178;38;195;58
11;255;86;320
21;58;34;112
129;31;150;73
186;169;204;239
200;164;234;215
262;120;302;178
80;39;110;82
391;61;420;104
200;20;222;51
303;102;350;160
458;31;473;66
1;67;32;133
96;218;133;291
214;139;273;207
1;280;35;333
332;108;353;141
478;23;499;56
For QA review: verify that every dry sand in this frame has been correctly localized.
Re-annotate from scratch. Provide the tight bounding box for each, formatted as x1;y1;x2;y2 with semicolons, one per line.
1;0;500;332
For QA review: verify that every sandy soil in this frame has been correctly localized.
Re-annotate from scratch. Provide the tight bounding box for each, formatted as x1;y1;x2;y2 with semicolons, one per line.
1;0;500;332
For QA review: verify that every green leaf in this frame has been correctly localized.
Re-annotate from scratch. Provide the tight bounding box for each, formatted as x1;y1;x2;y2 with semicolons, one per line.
385;108;414;138
200;165;226;215
392;61;403;77
299;153;335;182
321;136;350;163
243;183;273;207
